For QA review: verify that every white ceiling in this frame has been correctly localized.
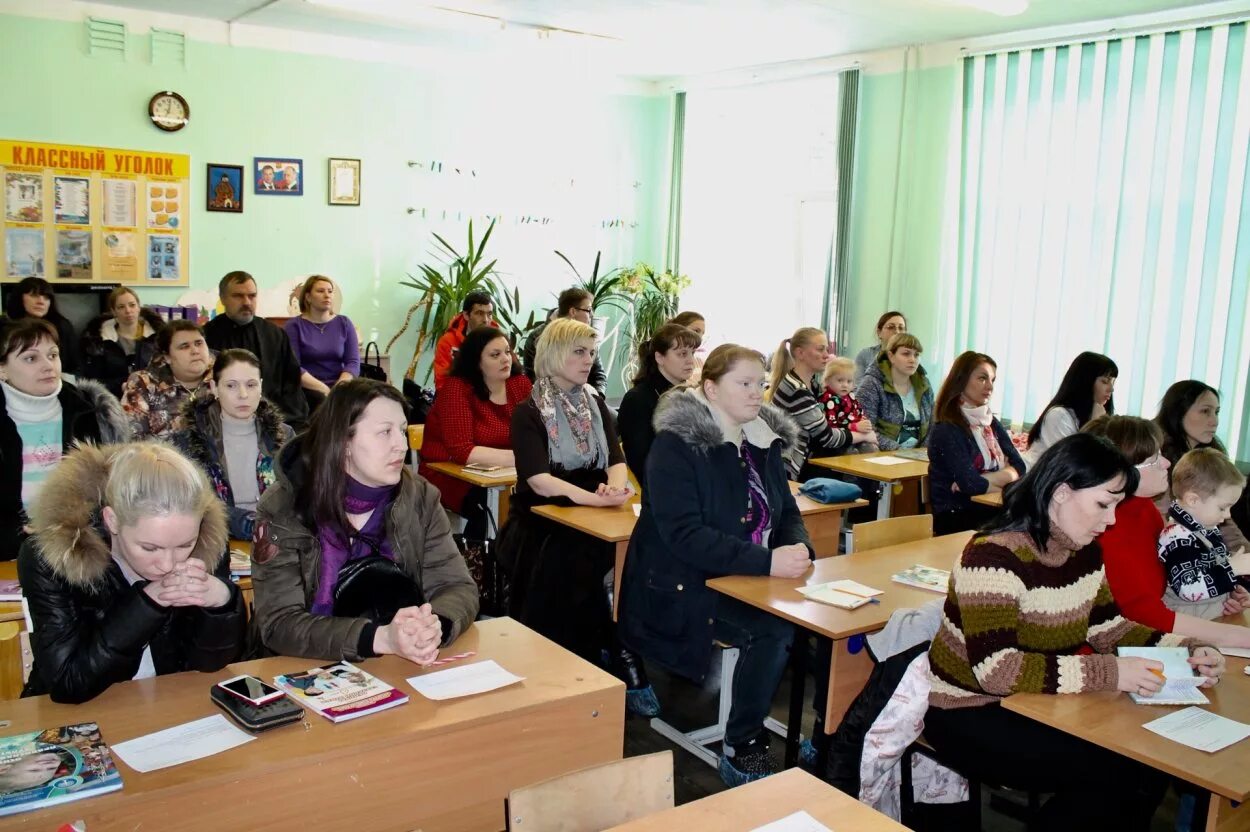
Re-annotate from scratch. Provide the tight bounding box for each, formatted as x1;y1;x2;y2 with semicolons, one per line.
88;0;1229;77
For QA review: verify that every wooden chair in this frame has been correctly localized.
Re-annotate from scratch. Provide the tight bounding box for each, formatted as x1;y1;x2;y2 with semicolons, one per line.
0;620;33;700
505;751;674;831
851;514;933;553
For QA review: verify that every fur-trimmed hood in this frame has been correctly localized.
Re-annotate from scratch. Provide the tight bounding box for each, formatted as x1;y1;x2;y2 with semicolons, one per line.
653;386;800;455
71;378;131;445
175;394;289;466
27;444;228;589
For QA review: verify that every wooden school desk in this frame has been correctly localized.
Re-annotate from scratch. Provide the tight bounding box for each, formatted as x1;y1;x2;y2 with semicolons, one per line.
971;491;1003;508
809;452;929;520
606;767;908;831
707;531;971;767
1004;645;1250;832
532;485;867;620
0;618;624;832
426;460;515;529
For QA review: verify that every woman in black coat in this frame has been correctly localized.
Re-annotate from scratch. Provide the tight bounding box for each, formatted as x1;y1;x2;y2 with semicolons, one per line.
2;277;79;375
620;344;812;787
79;286;165;397
18;442;246;703
617;322;700;490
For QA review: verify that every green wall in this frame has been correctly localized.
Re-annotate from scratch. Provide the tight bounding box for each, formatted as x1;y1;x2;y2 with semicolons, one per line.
845;61;961;376
0;12;670;391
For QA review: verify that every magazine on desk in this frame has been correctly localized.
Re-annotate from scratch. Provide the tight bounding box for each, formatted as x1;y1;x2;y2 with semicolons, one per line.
0;579;20;602
891;565;951;593
273;661;409;723
0;723;122;817
461;463;516;479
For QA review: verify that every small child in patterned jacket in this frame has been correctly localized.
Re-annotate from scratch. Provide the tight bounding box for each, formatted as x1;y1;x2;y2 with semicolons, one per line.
1158;448;1250;619
820;356;877;455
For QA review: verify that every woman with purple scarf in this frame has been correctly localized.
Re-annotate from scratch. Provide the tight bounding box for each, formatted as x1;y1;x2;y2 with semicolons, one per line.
619;344;813;787
250;379;478;663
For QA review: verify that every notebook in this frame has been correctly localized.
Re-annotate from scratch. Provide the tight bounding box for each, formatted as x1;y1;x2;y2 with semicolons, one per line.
891;564;950;593
797;579;882;610
1117;646;1209;705
462;463;516;479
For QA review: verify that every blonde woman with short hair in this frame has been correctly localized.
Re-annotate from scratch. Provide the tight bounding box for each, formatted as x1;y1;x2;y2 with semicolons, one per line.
18;442;246;703
497;317;658;714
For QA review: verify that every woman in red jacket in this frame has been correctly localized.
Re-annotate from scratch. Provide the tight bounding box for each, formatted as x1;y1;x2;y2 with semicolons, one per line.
419;326;531;535
1083;415;1250;647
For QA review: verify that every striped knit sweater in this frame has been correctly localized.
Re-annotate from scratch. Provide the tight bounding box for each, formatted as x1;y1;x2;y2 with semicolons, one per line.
771;371;850;480
929;529;1190;709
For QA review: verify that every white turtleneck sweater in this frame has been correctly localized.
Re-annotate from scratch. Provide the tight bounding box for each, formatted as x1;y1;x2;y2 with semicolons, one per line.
3;380;63;511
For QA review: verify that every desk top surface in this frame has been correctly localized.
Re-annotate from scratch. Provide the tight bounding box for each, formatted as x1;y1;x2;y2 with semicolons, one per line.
1004;645;1250;800
809;452;929;482
706;532;971;640
1;618;622;803
607;768;907;831
426;460;517;488
971;492;1003;507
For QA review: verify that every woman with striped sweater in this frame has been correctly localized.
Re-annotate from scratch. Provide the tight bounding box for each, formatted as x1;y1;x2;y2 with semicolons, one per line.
926;433;1225;829
767;328;874;480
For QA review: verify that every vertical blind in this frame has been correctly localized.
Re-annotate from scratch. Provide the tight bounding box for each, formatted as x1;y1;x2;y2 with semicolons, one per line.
953;23;1250;456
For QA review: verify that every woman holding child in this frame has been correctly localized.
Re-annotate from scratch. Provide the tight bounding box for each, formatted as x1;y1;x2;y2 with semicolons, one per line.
926;432;1225;830
768;327;874;480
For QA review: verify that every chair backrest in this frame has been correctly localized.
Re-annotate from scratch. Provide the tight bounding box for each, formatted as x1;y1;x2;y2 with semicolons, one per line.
506;751;674;832
407;425;424;452
0;621;33;700
852;514;933;553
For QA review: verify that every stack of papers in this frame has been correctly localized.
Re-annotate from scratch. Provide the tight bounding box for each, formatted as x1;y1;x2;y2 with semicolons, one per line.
866;456;914;467
797;579;882;610
1117;647;1208;705
1143;707;1250;753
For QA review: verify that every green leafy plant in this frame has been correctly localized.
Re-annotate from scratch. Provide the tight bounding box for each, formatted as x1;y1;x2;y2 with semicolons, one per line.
553;250;630;314
620;262;691;352
492;283;538;352
391;219;500;382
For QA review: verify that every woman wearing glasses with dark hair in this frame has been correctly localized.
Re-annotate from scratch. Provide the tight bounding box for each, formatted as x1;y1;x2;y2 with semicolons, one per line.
1083;415;1250;647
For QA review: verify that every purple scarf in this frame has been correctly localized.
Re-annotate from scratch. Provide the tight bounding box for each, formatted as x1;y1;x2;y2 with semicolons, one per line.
312;476;399;615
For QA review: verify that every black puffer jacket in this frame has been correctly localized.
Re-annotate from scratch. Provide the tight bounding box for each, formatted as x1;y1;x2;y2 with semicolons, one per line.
17;444;246;703
78;307;165;397
0;379;128;561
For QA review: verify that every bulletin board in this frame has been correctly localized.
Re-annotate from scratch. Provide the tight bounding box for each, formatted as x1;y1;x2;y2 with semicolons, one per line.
0;139;190;287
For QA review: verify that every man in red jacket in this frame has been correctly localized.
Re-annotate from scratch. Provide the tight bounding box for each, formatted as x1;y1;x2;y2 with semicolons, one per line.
433;291;495;390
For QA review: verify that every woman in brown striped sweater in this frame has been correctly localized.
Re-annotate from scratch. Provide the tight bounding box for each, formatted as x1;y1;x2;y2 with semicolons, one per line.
926;433;1226;830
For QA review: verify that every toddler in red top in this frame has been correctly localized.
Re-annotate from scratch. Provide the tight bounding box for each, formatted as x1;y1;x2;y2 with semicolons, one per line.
820;356;877;454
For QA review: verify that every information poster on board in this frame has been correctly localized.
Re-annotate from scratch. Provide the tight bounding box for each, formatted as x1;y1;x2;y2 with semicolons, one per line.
0;139;190;285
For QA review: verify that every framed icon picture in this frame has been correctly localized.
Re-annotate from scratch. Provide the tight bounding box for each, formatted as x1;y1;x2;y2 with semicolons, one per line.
328;158;360;206
254;157;302;195
206;163;243;213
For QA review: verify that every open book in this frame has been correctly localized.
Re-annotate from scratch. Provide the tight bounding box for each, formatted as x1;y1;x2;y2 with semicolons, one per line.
1117;646;1209;705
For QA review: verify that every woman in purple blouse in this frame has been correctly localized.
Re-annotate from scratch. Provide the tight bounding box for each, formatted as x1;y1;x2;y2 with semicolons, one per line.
284;276;360;408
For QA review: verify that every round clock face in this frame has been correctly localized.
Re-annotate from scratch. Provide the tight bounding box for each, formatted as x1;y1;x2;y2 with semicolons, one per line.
149;92;189;132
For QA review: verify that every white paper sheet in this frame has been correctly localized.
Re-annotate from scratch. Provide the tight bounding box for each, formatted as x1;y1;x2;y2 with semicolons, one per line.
1143;707;1250;753
866;456;913;467
632;504;642;517
1218;646;1250;659
111;714;256;772
407;660;524;701
750;810;834;832
1130;681;1210;706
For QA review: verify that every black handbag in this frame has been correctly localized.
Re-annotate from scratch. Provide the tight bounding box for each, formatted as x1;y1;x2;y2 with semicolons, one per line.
211;685;305;733
331;555;424;624
360;341;387;382
402;378;435;424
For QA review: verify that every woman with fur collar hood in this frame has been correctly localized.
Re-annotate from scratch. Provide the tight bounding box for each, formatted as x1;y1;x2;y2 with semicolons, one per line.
620;344;813;787
18;442;246;703
1;319;128;561
172;349;294;540
79;287;165;398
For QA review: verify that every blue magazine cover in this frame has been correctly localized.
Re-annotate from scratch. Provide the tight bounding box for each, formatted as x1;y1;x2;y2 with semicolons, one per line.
0;723;122;817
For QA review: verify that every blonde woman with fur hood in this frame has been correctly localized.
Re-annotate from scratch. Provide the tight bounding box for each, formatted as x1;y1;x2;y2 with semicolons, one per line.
18;442;246;703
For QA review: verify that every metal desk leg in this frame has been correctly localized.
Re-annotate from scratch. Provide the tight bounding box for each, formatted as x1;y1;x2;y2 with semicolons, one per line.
877;481;896;520
785;629;809;769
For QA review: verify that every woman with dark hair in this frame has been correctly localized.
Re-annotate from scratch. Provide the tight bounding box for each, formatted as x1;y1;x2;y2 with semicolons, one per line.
0;320;127;561
669;311;705;337
496;319;658;715
1153;380;1248;551
79;286;165;398
1085;415;1250;646
853;311;907;384
927;351;1025;535
252;379;478;662
622;344;811;786
2;277;78;374
283;276;360;402
19;442;246;702
927;433;1224;830
617;322;700;489
419;326;532;529
120;320;213;439
1023;351;1117;466
172;349;294;541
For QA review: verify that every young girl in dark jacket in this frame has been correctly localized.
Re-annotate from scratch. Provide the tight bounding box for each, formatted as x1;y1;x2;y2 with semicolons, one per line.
617;323;700;489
